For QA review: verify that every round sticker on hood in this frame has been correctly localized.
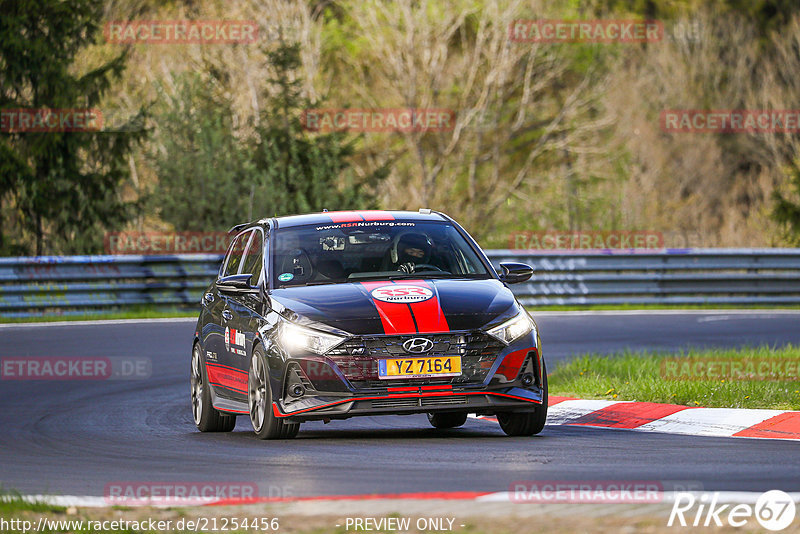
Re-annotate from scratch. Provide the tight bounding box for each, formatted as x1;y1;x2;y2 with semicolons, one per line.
278;273;294;282
370;284;434;303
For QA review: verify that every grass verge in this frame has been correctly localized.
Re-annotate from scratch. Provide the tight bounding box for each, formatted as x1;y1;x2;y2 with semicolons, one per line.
0;306;197;324
0;492;65;515
528;303;800;311
549;345;800;410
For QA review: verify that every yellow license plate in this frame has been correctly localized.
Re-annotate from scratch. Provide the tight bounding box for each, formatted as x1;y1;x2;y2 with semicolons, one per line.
379;356;462;379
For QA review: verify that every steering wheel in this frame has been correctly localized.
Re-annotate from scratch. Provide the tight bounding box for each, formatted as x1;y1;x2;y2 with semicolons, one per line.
287;248;314;281
410;263;442;272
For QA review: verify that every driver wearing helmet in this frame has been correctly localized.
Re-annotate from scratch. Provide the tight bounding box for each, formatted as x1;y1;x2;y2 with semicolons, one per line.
393;233;434;273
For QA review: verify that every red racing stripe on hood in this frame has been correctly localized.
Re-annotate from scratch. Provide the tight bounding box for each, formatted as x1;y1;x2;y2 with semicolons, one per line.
402;279;450;333
360;281;417;334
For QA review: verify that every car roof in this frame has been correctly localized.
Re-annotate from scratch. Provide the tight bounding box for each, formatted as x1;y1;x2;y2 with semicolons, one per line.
271;210;448;229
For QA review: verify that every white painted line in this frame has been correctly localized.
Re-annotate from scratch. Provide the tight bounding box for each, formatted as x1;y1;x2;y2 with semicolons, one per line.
545;399;620;425
530;310;800;317
635;408;787;437
0;317;197;329
11;495;109;507
21;491;800;508
476;491;800;504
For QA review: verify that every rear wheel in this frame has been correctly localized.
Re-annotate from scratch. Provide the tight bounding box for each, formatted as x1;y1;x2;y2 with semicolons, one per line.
497;360;548;437
248;345;299;440
427;412;468;429
191;343;236;432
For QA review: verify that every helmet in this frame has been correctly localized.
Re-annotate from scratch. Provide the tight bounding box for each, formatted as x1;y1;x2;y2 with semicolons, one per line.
391;233;433;265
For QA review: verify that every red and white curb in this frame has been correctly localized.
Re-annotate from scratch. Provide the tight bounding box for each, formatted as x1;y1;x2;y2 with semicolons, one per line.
476;396;800;440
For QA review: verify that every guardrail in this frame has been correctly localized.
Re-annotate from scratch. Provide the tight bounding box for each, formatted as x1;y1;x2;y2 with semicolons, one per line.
0;255;222;318
490;249;800;306
2;249;800;317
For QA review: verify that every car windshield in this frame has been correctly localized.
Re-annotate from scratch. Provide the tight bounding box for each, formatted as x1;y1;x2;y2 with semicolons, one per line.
272;221;491;288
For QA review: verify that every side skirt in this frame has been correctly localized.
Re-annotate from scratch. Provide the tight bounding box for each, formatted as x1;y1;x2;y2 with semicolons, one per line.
210;386;249;415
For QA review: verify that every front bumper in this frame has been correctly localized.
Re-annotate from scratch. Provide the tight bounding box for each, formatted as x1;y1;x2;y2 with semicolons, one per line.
272;335;545;421
272;385;543;421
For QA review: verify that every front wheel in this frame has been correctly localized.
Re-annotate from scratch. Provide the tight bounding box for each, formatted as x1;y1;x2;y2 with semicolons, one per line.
248;345;299;440
497;360;548;437
191;343;236;432
427;412;468;429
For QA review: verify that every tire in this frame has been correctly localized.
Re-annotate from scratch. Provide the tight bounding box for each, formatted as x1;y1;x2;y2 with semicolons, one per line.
427;412;468;429
191;343;236;432
248;345;300;440
497;360;548;437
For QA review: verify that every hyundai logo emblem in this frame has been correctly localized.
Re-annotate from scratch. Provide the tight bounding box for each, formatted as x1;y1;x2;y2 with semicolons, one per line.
402;338;434;353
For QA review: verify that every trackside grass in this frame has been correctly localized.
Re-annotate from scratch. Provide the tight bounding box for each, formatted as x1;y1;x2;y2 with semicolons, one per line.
0;306;197;324
548;345;800;410
0;493;65;515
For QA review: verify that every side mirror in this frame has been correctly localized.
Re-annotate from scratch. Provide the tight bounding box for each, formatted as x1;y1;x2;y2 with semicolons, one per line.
217;274;259;294
498;262;533;284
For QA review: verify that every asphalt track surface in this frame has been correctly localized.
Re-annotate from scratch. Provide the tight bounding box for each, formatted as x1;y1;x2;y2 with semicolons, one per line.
1;311;799;498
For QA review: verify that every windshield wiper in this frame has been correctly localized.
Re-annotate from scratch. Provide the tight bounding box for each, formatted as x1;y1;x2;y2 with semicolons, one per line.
280;280;339;287
389;272;454;279
350;272;456;281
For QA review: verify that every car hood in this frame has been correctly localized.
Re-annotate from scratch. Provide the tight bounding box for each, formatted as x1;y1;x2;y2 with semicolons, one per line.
270;278;518;335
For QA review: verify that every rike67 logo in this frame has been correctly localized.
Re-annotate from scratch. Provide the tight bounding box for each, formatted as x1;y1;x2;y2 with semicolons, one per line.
224;327;246;356
669;490;796;531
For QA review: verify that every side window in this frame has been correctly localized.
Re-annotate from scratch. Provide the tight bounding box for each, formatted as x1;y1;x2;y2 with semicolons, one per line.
241;230;264;283
221;230;251;277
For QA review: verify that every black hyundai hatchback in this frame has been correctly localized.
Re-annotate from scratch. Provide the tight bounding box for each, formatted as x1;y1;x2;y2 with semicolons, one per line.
190;210;547;439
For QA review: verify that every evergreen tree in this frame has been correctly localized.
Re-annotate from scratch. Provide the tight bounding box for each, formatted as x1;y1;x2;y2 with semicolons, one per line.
152;41;388;232
773;165;800;245
249;41;388;216
152;73;257;231
0;0;145;255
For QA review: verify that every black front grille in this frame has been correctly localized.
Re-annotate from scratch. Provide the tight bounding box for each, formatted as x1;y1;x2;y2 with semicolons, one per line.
327;332;504;388
371;398;420;409
420;395;468;406
370;396;468;409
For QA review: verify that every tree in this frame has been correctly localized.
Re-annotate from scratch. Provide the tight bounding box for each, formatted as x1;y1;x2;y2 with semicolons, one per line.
0;0;145;255
773;165;800;245
249;40;389;217
151;41;388;231
318;0;613;242
152;73;258;231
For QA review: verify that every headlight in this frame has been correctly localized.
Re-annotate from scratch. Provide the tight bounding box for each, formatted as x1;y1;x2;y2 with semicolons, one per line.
486;310;534;345
280;321;346;355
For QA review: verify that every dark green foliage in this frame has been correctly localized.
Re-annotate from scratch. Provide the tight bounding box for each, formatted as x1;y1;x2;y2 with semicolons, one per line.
0;0;146;255
250;41;389;217
151;74;257;231
152;41;388;232
773;165;800;245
